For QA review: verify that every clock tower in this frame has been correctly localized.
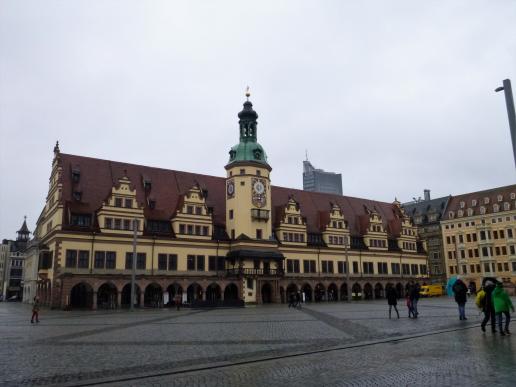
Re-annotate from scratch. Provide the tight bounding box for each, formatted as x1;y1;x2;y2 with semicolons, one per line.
225;91;272;240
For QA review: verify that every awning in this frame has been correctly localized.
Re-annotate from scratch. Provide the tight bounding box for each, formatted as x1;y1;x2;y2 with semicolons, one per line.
226;249;285;260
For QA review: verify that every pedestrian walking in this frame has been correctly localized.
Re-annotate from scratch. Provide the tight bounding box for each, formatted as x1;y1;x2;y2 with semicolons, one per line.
479;280;497;333
452;278;468;320
295;292;301;309
386;286;399;319
31;297;40;324
409;282;420;318
406;293;415;318
492;282;514;336
175;294;182;311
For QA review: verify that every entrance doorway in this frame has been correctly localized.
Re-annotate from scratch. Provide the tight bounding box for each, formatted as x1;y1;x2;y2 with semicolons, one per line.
261;283;272;303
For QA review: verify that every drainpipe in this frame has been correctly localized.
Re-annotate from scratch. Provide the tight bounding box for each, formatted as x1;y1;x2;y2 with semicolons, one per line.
151;235;156;276
89;232;96;274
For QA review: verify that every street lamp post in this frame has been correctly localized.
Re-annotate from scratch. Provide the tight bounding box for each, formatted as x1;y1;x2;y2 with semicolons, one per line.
495;79;516;168
130;219;137;311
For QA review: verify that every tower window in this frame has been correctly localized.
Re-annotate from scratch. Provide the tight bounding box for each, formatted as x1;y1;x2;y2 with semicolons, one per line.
231;229;235;239
229;209;234;219
256;170;261;176
240;169;245;175
256;229;263;239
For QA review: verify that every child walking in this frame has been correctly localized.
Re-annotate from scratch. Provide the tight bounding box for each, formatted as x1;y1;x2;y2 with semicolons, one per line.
31;297;40;323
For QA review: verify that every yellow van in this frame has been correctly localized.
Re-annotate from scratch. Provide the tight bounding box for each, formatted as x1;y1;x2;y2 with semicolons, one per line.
419;284;444;297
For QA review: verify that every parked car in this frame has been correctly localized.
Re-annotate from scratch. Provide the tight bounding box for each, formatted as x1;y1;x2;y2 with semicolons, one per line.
419;284;444;297
7;295;19;302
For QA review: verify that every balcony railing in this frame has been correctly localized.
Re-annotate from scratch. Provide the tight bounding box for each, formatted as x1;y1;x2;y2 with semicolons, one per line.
224;268;284;277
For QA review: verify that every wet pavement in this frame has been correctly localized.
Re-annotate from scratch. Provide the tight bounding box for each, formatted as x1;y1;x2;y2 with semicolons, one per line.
0;297;514;386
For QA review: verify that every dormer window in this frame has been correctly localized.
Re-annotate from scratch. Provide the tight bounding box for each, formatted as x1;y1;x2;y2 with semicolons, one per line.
467;208;474;216
72;169;81;183
148;199;156;209
471;199;477;206
484;197;490;204
459;201;465;209
458;210;463;217
480;206;486;215
497;195;503;202
143;179;152;190
253;148;262;160
511;193;515;200
504;202;510;211
73;191;82;201
493;204;500;213
448;211;455;219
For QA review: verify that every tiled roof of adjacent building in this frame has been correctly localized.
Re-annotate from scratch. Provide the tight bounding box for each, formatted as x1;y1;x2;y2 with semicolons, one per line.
402;196;450;225
443;184;516;220
58;153;412;238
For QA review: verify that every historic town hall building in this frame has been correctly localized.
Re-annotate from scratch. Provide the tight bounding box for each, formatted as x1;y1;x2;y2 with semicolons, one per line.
34;95;428;309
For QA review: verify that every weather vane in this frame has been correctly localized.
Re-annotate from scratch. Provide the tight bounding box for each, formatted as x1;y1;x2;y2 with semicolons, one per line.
245;86;250;100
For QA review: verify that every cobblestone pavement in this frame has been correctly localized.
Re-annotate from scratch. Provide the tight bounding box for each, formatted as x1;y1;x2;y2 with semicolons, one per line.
0;297;514;386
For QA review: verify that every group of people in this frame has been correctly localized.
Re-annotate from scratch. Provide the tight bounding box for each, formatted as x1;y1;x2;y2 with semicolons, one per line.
386;281;420;319
287;292;302;309
475;279;514;336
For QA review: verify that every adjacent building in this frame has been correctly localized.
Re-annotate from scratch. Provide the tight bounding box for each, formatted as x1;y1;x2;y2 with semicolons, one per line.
2;219;30;300
34;96;428;310
402;190;450;284
441;185;516;294
0;241;9;300
302;159;343;195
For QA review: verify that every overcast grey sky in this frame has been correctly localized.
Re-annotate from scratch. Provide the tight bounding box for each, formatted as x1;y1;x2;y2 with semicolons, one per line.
1;0;515;238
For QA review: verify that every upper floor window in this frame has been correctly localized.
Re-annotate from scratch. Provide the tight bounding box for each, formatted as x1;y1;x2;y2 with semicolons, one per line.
125;199;132;208
497;195;503;202
115;198;123;207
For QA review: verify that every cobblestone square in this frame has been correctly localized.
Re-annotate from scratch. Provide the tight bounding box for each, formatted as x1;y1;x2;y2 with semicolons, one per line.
1;297;514;386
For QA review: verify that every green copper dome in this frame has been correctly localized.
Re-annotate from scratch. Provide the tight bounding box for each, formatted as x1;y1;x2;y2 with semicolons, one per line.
226;99;270;168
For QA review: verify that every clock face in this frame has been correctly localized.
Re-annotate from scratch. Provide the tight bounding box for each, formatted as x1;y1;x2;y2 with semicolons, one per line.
227;181;235;196
253;181;265;194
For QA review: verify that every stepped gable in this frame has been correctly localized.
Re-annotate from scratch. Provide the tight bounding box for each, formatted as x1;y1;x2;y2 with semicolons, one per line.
445;184;516;216
60;153;227;226
60;153;404;236
270;186;400;237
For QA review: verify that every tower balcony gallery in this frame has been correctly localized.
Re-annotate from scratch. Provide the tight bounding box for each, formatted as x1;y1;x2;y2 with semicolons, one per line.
34;92;428;310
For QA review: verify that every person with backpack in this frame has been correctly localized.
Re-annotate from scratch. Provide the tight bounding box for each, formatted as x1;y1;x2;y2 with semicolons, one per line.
492;282;514;336
452;278;468;320
386;285;399;319
479;280;497;333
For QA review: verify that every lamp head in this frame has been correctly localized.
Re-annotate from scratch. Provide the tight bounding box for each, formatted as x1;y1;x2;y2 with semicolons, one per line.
495;86;504;92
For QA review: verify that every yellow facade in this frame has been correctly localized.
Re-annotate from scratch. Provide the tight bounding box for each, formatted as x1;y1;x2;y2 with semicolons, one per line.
442;208;516;291
34;100;429;309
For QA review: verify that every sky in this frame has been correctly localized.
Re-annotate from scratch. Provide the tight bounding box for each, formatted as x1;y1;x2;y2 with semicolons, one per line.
1;0;515;238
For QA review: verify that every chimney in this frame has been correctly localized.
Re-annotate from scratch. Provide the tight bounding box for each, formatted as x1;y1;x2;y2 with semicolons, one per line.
424;189;431;201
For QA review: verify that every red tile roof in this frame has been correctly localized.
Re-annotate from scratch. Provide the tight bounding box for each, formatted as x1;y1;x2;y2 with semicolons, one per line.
58;153;408;237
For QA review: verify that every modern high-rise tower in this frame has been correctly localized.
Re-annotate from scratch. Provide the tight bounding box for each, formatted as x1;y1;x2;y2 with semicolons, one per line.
302;159;342;195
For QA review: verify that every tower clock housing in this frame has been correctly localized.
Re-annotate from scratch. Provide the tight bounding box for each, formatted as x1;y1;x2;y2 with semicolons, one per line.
225;96;272;240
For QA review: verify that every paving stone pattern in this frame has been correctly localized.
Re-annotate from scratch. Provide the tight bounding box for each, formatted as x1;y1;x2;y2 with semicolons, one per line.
0;297;514;387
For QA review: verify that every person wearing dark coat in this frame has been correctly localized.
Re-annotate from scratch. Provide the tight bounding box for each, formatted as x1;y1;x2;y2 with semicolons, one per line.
409;282;421;318
452;279;468;320
481;280;497;333
386;286;399;319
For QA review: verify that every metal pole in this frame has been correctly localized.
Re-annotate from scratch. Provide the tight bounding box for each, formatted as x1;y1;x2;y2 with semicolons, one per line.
130;218;137;311
496;79;516;168
345;236;350;301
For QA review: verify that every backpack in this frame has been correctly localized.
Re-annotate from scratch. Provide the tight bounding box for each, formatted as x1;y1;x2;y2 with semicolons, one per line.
475;289;486;309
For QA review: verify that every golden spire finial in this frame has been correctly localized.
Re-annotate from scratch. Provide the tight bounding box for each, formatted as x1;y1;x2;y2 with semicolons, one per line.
245;86;250;100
